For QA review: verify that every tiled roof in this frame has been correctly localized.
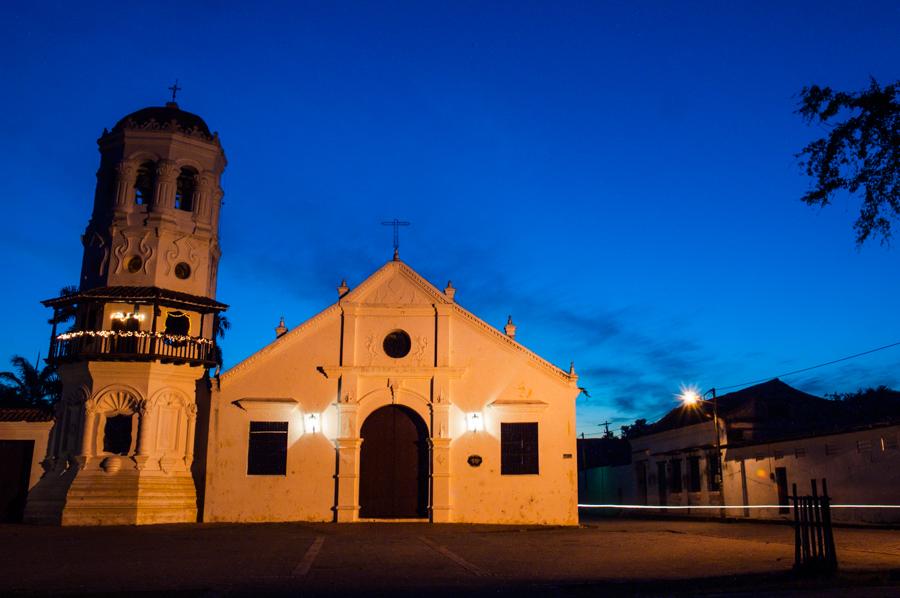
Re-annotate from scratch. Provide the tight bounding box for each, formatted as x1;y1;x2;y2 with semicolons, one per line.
42;286;228;311
0;407;54;422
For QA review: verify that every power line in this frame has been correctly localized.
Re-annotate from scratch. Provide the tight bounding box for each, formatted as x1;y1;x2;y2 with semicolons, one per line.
717;339;900;392
579;339;900;435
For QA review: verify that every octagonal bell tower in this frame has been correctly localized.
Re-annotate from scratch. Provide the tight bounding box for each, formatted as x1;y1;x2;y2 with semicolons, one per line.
26;100;228;525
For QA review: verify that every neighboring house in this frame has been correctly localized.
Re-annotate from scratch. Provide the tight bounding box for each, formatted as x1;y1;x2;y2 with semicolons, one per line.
588;379;900;524
0;406;53;522
577;436;631;506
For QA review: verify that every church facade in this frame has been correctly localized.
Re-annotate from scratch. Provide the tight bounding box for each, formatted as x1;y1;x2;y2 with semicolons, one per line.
25;101;580;526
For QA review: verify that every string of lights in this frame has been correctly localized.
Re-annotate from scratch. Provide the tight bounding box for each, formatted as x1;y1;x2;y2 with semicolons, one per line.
56;330;214;344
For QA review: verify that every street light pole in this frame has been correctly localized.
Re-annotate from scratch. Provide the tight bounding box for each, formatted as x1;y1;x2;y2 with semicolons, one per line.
680;386;725;519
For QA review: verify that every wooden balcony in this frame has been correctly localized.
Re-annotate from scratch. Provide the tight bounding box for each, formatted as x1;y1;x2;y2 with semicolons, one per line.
51;331;216;367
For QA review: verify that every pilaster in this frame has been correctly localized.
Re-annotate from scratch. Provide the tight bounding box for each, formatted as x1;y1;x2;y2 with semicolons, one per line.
153;159;180;209
335;433;362;522
429;436;452;523
113;160;137;207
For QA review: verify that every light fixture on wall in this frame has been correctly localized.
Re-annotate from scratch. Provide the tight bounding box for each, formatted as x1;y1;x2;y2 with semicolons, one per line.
304;413;321;434
466;412;484;432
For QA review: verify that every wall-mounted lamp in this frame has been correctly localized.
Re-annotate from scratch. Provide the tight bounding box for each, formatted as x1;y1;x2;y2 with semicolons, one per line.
466;412;484;433
304;413;321;434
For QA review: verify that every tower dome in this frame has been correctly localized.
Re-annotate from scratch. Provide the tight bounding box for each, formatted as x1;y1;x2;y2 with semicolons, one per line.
111;102;214;141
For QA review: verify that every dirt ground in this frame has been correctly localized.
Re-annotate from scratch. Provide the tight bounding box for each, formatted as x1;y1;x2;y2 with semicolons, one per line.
1;516;899;595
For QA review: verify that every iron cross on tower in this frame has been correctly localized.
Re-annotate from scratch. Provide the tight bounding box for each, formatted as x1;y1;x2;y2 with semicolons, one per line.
381;219;410;261
168;79;182;103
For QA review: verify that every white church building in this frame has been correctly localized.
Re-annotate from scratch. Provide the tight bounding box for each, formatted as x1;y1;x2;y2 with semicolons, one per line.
23;101;580;526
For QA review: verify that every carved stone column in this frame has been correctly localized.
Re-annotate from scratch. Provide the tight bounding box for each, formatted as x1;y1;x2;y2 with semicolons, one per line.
210;187;224;232
135;400;156;470
77;405;98;467
113;160;138;207
430;380;452;522
334;401;360;522
153;159;180;209
429;435;452;523
183;403;198;468
195;171;215;220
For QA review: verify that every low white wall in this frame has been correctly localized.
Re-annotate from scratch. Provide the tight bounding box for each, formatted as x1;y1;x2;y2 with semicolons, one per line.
0;421;53;489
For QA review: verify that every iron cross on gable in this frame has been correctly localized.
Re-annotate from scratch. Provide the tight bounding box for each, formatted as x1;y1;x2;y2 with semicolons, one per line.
168;79;182;103
381;219;410;260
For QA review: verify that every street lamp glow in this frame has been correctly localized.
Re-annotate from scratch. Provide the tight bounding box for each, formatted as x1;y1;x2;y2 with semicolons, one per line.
679;387;701;406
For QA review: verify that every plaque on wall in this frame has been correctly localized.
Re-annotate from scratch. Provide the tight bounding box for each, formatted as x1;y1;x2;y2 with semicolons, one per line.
467;455;483;467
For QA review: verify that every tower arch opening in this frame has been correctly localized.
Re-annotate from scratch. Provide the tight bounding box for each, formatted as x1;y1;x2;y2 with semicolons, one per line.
175;166;197;211
134;161;157;206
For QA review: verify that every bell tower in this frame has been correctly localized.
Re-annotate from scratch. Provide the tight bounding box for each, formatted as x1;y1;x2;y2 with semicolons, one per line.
25;99;228;525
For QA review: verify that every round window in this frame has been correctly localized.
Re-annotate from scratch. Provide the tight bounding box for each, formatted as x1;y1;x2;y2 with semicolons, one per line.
383;330;412;358
126;256;143;273
174;262;192;279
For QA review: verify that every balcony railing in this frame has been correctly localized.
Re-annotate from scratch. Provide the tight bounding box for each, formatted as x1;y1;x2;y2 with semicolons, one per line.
51;330;216;367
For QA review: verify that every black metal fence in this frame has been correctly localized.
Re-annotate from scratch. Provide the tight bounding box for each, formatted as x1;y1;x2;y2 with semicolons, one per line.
792;478;838;574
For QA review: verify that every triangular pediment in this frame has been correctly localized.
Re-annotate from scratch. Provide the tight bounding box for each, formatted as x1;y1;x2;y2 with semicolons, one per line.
346;261;449;306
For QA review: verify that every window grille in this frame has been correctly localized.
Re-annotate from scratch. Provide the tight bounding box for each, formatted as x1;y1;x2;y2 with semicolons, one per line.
668;459;683;493
687;456;701;492
500;422;538;475
247;421;288;476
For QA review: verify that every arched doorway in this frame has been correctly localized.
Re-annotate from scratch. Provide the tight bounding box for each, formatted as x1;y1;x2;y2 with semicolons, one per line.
359;405;429;519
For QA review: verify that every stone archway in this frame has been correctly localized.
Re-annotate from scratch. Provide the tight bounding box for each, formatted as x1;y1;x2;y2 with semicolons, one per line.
358;405;429;519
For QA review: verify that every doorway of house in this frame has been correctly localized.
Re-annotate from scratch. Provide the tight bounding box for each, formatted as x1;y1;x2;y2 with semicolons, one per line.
0;440;34;522
775;467;790;514
359;405;429;519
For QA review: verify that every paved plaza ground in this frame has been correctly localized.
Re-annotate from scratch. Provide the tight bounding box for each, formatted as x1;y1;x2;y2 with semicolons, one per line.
1;515;899;595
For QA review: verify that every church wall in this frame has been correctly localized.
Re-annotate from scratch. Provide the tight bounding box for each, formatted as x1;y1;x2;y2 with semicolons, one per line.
444;318;579;525
201;264;579;526
202;315;342;522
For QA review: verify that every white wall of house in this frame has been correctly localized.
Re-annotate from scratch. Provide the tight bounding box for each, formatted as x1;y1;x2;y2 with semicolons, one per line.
0;420;53;490
619;423;900;524
724;424;900;524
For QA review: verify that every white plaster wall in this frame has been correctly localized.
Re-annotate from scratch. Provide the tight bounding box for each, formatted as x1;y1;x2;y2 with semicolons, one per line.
203;316;342;522
725;425;900;524
203;264;579;525
0;421;52;489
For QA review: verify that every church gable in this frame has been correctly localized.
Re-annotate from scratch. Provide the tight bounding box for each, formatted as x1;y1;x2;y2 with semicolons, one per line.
344;261;449;307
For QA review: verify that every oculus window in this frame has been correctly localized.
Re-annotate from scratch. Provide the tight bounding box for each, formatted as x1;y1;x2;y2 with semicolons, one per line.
174;262;191;279
247;421;288;476
501;422;539;475
383;330;411;358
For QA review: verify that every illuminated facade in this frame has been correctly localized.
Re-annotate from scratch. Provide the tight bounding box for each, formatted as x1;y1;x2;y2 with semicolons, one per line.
25;102;228;525
26;101;580;526
201;260;581;524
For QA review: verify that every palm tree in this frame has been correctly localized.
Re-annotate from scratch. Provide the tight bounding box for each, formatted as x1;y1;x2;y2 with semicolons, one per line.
211;314;231;375
0;355;61;406
47;285;79;330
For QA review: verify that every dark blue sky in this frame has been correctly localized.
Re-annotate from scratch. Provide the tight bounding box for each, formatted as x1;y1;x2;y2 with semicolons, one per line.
1;2;898;435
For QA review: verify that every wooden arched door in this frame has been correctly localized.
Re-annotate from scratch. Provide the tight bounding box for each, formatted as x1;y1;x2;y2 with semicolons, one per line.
359;405;429;518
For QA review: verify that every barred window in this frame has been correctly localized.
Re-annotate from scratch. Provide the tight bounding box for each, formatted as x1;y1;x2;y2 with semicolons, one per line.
247;421;288;476
707;450;721;491
668;459;683;493
687;455;701;492
501;422;538;475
